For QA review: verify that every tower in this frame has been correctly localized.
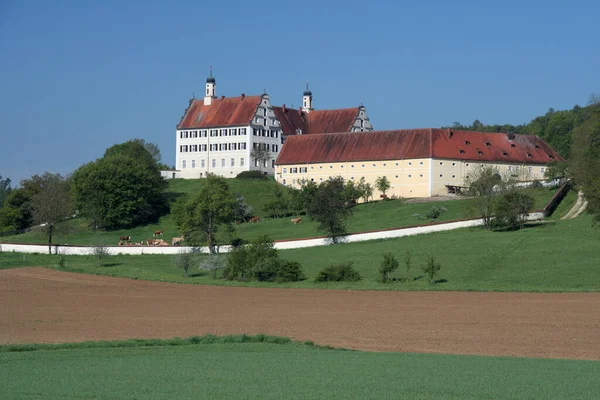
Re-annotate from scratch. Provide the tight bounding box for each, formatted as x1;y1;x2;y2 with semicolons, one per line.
204;68;216;106
302;83;313;113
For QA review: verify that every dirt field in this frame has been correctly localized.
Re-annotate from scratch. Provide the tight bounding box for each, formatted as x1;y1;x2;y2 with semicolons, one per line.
1;268;599;360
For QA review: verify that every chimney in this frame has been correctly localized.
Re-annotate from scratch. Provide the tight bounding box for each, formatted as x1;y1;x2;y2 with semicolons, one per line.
220;95;225;101
298;106;302;116
447;128;454;139
507;132;515;140
282;104;286;113
241;93;245;100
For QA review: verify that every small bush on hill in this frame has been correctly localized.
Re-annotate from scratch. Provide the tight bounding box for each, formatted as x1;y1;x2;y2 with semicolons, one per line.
422;255;441;284
236;171;267;180
199;256;225;279
379;252;399;283
315;261;361;282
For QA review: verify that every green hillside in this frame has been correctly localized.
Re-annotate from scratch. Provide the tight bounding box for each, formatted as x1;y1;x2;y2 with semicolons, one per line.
0;179;557;245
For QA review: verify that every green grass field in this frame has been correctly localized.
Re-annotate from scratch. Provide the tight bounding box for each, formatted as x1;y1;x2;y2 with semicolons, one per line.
1;339;598;400
0;178;558;245
2;213;598;292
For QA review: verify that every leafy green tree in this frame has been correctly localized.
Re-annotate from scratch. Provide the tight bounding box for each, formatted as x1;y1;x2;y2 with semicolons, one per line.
0;175;11;207
465;164;503;230
72;140;168;229
375;176;391;197
357;177;373;203
422;255;441;284
29;173;72;254
263;187;290;218
544;161;569;184
379;252;399;283
250;145;272;171
174;174;236;254
342;180;362;205
292;180;318;214
233;194;254;223
494;189;535;229
0;189;33;232
308;176;353;243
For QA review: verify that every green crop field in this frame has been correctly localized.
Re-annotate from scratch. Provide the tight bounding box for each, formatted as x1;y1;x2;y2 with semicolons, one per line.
0;178;558;245
2;213;598;292
0;338;598;400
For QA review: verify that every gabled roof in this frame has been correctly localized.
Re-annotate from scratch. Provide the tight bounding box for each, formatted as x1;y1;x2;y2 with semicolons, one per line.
272;106;360;135
177;95;262;129
276;129;564;165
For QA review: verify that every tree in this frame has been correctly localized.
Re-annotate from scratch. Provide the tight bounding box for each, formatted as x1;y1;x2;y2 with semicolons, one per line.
233;194;254;223
292;180;318;214
174;174;236;254
472;119;484;129
342;180;362;206
199;256;225;279
0;189;34;232
29;173;72;254
132;139;162;165
89;237;111;267
263;187;290;218
422;255;441;284
404;250;413;281
357;177;373;203
0;175;11;207
465;164;503;230
544;161;569;184
172;249;196;277
379;252;399;283
375;176;391;197
72;140;168;230
494;189;535;229
307;176;353;243
250;145;272;171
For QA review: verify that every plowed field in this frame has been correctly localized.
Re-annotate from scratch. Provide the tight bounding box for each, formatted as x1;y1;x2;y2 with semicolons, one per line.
1;268;598;360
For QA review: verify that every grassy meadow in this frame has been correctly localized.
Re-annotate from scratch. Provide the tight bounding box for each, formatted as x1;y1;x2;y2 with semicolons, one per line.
2;213;598;292
1;338;598;400
0;178;559;245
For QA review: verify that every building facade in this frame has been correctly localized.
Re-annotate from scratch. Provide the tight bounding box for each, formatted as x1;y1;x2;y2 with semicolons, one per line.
275;129;563;198
173;73;373;179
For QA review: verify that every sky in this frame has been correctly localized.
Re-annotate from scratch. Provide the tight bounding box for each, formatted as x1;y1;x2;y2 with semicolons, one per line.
1;0;598;185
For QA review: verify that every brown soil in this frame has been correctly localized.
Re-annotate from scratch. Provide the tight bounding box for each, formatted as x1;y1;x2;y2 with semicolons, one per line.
1;268;599;360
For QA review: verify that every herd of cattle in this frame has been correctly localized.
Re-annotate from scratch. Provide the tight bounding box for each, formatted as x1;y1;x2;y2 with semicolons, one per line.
116;217;303;246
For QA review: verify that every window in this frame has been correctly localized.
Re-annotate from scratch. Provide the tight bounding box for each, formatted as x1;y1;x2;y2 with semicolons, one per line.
290;168;298;173
440;162;443;165
300;167;307;173
548;154;554;159
240;128;247;135
330;165;333;169
180;132;184;139
395;163;399;166
272;160;275;168
511;144;516;148
361;164;365;168
231;158;235;167
529;167;533;172
192;160;196;168
351;164;355;168
420;174;423;177
439;174;443;177
240;158;245;166
502;152;508;157
459;150;465;154
184;131;189;138
527;153;533;158
383;163;386;167
220;129;227;136
182;160;186;168
272;144;278;152
408;162;412;166
283;179;286;184
262;108;267;117
201;130;207;137
535;144;540;149
341;165;344;168
274;131;279;138
221;158;225;167
255;159;259;167
485;142;491;147
372;164;376;167
212;159;216;168
477;151;483;155
452;162;456;166
408;174;412;178
319;166;323;169
263;160;268;168
240;142;247;150
420;161;423;165
201;159;205;168
541;167;545;173
210;129;218;137
263;118;267;126
452;175;456;178
508;166;513;171
464;140;470;145
230;128;238;136
395;175;399;178
201;144;207;152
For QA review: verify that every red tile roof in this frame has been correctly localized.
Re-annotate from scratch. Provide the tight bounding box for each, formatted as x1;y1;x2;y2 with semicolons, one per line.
272;106;360;135
177;95;262;129
276;129;564;165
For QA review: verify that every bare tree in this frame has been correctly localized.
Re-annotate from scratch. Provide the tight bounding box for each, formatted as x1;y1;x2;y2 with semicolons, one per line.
465;165;502;230
89;237;111;267
30;173;72;254
250;145;272;171
172;248;197;277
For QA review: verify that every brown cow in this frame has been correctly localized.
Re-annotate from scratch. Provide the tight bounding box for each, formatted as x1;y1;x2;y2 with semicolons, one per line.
249;216;260;223
153;230;163;237
119;235;130;242
171;237;183;245
291;218;303;224
146;239;158;246
380;194;389;200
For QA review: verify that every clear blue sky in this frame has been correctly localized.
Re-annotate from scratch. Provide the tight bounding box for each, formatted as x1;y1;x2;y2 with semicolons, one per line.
1;0;598;185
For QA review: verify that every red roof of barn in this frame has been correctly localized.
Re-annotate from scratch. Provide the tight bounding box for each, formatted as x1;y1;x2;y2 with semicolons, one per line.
276;129;564;165
177;95;262;129
272;106;360;135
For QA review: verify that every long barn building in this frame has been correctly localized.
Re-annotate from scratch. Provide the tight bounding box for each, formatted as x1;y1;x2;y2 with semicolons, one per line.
275;129;563;198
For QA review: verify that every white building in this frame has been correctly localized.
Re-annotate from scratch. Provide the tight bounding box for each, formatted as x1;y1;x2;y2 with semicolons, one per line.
173;72;373;179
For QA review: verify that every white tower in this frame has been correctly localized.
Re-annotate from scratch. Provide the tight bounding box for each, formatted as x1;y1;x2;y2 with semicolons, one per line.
302;83;313;113
204;68;216;106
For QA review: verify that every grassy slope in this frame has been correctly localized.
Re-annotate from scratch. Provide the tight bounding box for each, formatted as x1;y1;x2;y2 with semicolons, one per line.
547;188;578;220
0;179;556;245
0;342;598;400
2;214;598;292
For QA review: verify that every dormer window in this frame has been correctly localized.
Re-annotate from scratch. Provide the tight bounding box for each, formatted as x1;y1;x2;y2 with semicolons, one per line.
548;154;554;159
502;152;508;156
510;144;516;148
527;153;533;158
459;149;465;154
485;142;491;147
477;151;483;155
464;140;471;145
535;145;540;149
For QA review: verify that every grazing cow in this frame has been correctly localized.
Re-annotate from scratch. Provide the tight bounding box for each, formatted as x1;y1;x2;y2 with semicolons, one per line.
119;235;131;242
156;239;169;246
147;239;158;246
172;237;183;245
249;216;260;223
153;230;163;237
380;194;389;200
291;218;303;224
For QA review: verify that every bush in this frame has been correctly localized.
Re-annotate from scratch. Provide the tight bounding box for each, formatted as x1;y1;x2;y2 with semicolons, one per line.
426;206;448;222
199;256;224;279
275;261;305;283
315;262;361;282
236;171;267;180
422;255;441;284
530;180;544;189
172;250;196;277
379;252;399;283
494;189;535;229
223;246;249;281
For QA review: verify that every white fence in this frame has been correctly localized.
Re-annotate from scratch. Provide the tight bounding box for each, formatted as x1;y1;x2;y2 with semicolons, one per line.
0;212;545;256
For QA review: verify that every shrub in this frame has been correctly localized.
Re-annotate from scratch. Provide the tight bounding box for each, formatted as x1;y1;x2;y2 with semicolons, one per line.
404;250;413;281
379;252;399;283
199;256;224;279
89;240;110;267
275;261;305;283
236;171;267;180
172;249;196;277
426;206;448;222
223;246;249;280
315;262;361;282
422;255;441;284
494;189;535;229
